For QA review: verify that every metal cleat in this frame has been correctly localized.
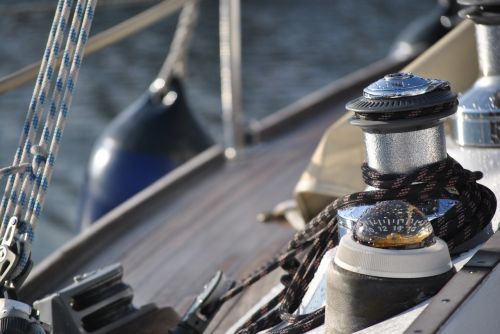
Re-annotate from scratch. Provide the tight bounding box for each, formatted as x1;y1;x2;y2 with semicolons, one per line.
169;271;235;334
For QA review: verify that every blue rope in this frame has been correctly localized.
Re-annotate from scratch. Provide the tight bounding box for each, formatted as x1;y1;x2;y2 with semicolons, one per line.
0;0;98;279
0;0;68;231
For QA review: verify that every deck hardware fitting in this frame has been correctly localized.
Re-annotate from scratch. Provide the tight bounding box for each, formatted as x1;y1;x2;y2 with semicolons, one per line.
169;271;235;334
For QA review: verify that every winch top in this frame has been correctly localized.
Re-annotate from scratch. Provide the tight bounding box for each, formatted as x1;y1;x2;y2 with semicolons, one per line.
347;72;457;132
363;73;444;99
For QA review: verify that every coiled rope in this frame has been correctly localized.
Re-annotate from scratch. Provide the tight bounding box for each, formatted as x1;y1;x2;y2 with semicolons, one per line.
0;0;97;279
219;156;496;334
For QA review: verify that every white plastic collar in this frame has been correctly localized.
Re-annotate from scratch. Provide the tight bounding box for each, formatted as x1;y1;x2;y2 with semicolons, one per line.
334;235;453;278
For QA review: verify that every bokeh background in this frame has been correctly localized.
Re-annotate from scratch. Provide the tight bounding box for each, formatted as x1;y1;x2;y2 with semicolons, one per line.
0;0;435;261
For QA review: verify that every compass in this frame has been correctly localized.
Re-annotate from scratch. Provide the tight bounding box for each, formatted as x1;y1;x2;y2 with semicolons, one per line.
353;200;435;250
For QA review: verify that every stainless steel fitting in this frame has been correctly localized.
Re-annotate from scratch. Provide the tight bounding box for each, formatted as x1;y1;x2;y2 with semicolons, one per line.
452;2;500;146
337;73;457;240
0;299;49;333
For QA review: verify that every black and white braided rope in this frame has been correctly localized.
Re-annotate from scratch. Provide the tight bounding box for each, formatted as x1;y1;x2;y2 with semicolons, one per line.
220;156;496;334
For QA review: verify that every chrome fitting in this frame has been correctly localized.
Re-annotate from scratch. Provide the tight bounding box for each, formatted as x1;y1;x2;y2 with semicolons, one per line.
337;73;458;239
0;298;50;333
452;2;500;146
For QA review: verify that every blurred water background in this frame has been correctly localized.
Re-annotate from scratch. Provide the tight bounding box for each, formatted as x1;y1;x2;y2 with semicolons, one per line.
0;0;435;262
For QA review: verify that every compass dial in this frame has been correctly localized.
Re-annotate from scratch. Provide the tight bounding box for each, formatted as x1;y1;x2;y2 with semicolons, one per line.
353;200;435;249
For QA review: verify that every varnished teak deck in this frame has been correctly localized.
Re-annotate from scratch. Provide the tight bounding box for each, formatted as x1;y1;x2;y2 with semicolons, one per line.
49;107;336;329
20;58;405;332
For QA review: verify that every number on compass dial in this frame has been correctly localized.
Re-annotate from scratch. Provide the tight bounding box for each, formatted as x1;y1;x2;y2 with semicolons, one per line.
353;200;435;250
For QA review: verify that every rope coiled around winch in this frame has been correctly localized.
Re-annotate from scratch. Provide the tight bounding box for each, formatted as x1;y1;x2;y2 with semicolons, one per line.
220;156;496;334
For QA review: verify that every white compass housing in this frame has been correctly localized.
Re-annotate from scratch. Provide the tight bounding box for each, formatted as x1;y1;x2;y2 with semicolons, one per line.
335;200;453;278
334;235;453;279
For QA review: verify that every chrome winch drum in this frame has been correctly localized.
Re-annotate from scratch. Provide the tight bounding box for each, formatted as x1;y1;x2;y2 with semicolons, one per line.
326;73;472;334
354;73;453;173
347;72;455;171
335;72;489;252
452;0;500;146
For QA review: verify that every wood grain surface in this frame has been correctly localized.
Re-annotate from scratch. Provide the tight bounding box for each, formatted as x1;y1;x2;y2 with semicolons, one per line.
24;102;346;331
21;56;408;331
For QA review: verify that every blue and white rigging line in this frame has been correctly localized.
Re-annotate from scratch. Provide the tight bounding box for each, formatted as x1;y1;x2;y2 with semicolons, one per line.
0;0;97;280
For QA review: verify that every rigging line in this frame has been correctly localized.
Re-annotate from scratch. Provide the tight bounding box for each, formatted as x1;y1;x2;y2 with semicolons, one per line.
10;0;76;223
0;0;158;16
0;147;48;183
151;0;200;94
26;0;98;231
0;0;188;96
17;0;97;279
0;0;97;279
23;0;89;227
15;0;84;224
0;164;32;180
0;0;70;234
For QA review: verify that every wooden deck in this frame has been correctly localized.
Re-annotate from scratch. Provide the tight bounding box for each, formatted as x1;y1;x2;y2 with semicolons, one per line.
29;101;340;321
20;58;406;332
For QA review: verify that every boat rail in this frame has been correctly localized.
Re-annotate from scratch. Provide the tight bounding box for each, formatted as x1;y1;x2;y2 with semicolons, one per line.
0;0;245;156
220;0;244;158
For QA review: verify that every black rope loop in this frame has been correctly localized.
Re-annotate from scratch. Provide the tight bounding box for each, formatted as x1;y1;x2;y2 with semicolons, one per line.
223;156;496;334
